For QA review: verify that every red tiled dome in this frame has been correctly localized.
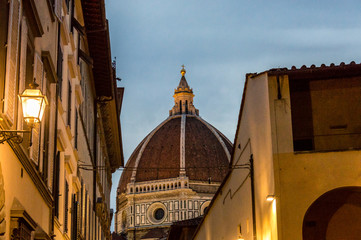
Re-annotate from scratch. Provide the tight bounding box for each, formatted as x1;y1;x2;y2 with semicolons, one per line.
118;114;232;193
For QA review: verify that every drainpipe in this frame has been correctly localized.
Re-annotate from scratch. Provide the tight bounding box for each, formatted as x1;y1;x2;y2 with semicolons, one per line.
250;154;257;240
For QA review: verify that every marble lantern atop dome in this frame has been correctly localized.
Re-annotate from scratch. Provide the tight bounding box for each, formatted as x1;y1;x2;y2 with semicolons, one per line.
170;66;199;116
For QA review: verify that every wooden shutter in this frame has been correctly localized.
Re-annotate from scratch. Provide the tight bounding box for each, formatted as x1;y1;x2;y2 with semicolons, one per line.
30;52;43;165
47;83;57;189
54;0;62;21
18;17;27;94
53;152;60;218
74;109;78;149
4;0;21;124
64;181;69;233
67;80;72;126
71;194;78;240
39;73;48;173
0;162;6;240
17;17;28;131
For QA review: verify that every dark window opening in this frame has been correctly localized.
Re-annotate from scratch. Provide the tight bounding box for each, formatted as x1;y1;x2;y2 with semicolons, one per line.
64;181;69;233
179;100;182;113
10;219;32;240
56;23;63;100
0;0;8;108
185;100;188;114
154;208;164;220
67;80;72;126
74;109;78;149
290;76;361;152
53;151;60;218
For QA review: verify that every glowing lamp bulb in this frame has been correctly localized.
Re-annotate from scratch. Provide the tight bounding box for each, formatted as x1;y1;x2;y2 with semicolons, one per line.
266;195;275;202
19;88;48;126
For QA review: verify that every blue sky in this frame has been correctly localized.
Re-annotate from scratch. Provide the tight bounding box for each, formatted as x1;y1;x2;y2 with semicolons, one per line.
105;0;361;230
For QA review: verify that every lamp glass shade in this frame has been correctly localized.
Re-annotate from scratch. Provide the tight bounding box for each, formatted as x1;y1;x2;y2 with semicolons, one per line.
266;195;275;202
19;89;48;124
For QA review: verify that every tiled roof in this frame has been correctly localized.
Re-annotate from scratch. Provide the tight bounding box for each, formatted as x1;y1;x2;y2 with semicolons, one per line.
141;228;168;239
82;0;114;97
171;216;202;226
264;61;361;80
82;0;124;168
177;76;191;90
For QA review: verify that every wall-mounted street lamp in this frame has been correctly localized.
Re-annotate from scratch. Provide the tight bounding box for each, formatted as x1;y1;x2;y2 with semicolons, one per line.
266;195;275;202
237;225;245;240
0;78;48;145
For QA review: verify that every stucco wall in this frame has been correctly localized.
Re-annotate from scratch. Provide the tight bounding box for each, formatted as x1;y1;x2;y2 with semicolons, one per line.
194;73;276;240
276;150;361;240
1;144;51;238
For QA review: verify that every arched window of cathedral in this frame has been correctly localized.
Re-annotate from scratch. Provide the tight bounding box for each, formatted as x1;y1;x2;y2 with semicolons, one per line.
185;100;188;114
171;183;173;189
151;185;154;191
185;182;188;187
136;187;138;193
130;188;133;193
167;184;169;189
155;185;158;190
147;186;150;191
179;100;182;113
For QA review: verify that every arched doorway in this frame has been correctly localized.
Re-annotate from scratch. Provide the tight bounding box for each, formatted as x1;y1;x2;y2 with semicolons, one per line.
303;187;361;240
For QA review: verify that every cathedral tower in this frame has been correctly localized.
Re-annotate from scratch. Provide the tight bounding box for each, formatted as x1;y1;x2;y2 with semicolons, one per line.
170;66;199;116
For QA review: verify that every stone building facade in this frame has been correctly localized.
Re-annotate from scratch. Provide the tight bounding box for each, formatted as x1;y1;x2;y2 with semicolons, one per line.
115;67;232;239
0;0;123;239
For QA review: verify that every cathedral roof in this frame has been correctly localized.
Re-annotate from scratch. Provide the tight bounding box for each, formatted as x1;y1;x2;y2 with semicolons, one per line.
177;75;191;90
118;67;232;193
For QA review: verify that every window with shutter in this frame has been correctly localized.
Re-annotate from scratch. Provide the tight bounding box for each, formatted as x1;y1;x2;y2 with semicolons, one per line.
39;73;51;181
71;194;78;240
84;191;88;239
53;152;60;218
10;220;32;240
4;0;20;124
47;83;57;189
54;0;62;21
75;109;78;149
67;80;72;126
29;52;43;166
0;0;9;109
64;181;69;233
17;17;28;132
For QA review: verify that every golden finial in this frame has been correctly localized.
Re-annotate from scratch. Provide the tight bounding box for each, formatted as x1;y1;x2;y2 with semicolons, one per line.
180;65;186;76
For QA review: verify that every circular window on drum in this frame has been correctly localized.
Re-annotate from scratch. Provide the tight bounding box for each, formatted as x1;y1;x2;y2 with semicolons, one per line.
147;202;167;224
